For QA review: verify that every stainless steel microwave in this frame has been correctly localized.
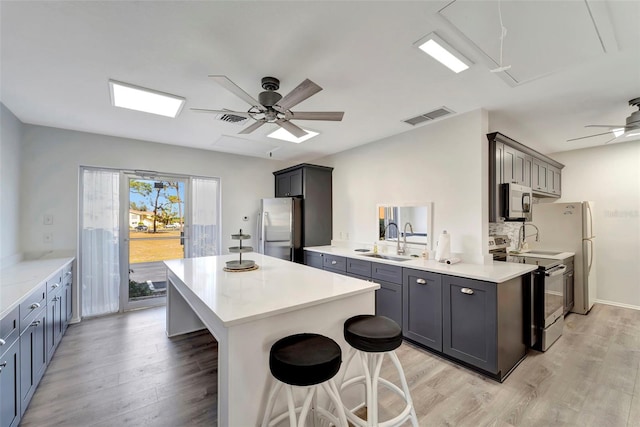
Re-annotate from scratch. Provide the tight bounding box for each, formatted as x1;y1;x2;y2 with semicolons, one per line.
502;183;532;221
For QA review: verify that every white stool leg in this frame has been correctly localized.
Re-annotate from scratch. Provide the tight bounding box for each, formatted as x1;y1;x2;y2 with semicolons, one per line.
261;380;283;427
388;351;418;427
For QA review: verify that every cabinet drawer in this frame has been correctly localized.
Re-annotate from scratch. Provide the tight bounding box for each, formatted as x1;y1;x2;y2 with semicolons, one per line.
62;264;73;285
1;305;20;354
46;271;63;299
304;251;324;269
347;259;371;277
323;255;346;272
372;262;402;284
19;282;47;333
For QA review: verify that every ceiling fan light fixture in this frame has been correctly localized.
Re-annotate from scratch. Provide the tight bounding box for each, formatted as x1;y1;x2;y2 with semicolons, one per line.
109;79;185;118
415;32;471;73
267;127;319;143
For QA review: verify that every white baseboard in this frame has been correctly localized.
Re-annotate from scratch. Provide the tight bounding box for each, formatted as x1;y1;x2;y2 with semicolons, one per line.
595;299;640;311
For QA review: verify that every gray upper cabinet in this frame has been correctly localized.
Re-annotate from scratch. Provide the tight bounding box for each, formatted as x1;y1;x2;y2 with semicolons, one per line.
273;164;333;254
402;268;442;352
275;169;303;197
488;132;564;221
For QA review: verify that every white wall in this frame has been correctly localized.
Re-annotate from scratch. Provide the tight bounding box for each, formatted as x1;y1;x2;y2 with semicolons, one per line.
19;124;286;256
0;103;24;266
317;109;490;263
549;141;640;308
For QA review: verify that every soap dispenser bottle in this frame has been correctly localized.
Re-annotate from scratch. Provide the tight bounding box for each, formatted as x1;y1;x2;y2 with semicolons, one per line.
373;242;378;254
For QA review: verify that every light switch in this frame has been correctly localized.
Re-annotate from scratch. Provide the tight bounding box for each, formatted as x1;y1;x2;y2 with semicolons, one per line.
44;214;53;225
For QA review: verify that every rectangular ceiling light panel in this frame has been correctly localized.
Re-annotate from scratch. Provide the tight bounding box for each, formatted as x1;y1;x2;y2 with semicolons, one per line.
267;127;319;143
109;80;185;118
415;32;472;73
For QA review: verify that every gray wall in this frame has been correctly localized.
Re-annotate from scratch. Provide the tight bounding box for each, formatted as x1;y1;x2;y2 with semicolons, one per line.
18;124;286;256
0;103;24;266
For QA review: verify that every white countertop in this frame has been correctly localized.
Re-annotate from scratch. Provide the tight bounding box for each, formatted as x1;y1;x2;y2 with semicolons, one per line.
164;253;379;327
507;250;576;260
305;246;537;282
0;257;74;318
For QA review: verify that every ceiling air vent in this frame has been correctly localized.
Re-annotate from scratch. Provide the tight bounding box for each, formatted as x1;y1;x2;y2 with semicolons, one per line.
403;106;454;126
216;113;248;125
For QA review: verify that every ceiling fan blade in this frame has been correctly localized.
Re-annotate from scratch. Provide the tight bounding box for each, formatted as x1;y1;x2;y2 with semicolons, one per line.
238;120;266;134
585;124;627;129
275;79;322;111
286;111;344;121
566;131;618;142
190;108;251;117
209;75;263;109
276;120;307;138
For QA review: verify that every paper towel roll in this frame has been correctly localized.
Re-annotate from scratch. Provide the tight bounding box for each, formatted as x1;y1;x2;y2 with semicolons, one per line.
445;257;461;265
435;230;451;262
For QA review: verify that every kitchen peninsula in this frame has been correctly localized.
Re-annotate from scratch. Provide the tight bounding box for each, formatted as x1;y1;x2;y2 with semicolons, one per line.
305;246;537;382
164;253;378;427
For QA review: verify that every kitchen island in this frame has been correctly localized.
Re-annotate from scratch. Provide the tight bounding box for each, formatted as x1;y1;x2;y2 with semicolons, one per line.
164;253;378;427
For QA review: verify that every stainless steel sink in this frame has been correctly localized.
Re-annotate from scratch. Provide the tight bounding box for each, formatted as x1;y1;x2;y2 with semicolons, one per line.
361;253;412;262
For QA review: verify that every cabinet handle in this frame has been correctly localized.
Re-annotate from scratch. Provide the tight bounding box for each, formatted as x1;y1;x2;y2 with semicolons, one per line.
416;278;426;284
30;302;41;310
51;283;60;289
460;288;474;295
65;271;72;276
0;339;5;346
0;361;7;369
331;260;337;265
30;320;41;327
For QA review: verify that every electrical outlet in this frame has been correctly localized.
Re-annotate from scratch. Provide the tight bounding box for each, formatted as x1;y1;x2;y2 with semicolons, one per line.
43;214;53;225
43;232;53;244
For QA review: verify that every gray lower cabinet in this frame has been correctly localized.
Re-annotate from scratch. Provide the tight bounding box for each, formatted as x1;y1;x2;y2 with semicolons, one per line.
375;280;402;327
1;305;21;427
403;269;442;352
0;339;20;427
304;251;324;269
442;276;497;373
19;308;46;416
323;254;346;275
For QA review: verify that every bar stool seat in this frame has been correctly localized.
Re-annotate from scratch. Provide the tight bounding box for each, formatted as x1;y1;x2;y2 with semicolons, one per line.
341;315;418;427
262;333;348;427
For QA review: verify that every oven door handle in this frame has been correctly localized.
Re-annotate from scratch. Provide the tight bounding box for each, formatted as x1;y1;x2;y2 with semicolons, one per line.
545;265;567;277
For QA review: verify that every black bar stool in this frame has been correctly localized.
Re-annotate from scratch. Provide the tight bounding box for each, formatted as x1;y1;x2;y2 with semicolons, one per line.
261;333;348;427
340;315;418;427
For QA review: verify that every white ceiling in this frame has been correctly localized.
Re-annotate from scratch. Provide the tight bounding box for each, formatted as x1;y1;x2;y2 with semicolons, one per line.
1;1;639;162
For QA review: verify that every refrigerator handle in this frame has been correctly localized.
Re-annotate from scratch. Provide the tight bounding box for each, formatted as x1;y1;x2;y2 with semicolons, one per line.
585;202;594;238
258;211;265;254
587;239;593;275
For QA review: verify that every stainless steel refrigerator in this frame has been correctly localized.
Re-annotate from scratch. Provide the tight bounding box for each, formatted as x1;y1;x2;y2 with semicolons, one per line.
531;201;597;314
257;198;302;262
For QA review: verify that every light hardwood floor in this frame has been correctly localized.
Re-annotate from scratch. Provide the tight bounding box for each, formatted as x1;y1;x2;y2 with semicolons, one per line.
20;303;640;426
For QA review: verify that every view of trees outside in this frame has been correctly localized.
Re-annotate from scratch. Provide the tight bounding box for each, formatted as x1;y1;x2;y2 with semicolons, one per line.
130;179;185;232
128;179;185;300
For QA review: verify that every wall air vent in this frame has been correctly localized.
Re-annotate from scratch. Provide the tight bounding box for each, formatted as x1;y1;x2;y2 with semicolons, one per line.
216;113;248;125
403;106;455;126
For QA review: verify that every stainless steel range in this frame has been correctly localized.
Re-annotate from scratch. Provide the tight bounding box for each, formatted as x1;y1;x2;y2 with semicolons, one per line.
509;255;565;351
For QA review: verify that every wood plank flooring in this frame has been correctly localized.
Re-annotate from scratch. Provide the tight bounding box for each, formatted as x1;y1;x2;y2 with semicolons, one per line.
20;303;640;426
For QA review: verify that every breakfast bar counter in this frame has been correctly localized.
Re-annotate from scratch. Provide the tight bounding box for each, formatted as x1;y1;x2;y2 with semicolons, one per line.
164;253;378;426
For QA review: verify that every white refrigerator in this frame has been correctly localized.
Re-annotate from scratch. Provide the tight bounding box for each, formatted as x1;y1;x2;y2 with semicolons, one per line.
531;201;597;314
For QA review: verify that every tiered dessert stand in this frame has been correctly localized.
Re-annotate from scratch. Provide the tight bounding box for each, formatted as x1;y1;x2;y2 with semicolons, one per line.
224;229;258;272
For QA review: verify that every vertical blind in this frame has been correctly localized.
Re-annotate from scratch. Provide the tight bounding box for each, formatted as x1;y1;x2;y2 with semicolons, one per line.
187;177;221;258
80;169;120;317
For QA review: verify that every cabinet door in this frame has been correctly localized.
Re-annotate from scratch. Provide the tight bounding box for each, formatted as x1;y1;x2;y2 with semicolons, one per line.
516;151;532;187
45;295;62;363
64;280;73;326
402;269;442;351
275;169;303;197
0;339;20;427
547;165;561;196
443;276;497;373
376;280;402;327
20;311;46;415
532;159;548;193
502;145;516;185
304;251;324;269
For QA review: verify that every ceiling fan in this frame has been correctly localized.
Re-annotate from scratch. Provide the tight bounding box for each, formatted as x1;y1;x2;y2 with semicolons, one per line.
567;97;640;143
192;76;344;138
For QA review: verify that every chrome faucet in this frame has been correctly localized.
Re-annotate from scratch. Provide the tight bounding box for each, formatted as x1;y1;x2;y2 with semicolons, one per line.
517;223;540;251
381;222;401;254
399;222;414;255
